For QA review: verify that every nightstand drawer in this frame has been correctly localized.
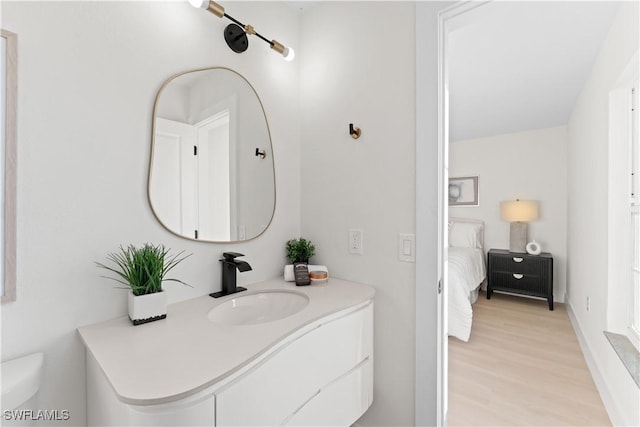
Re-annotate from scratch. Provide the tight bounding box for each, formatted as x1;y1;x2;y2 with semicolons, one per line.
491;271;547;295
491;255;546;275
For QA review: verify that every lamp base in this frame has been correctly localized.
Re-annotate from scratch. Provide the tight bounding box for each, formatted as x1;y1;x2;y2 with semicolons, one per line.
509;222;528;253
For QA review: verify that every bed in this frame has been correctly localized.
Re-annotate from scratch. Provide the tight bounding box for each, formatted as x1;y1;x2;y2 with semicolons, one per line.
447;218;486;342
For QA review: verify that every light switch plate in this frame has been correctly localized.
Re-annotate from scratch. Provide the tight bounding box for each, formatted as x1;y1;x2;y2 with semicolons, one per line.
398;233;415;262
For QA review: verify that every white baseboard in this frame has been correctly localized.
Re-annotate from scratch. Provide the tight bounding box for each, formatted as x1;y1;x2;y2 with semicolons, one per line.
566;304;625;426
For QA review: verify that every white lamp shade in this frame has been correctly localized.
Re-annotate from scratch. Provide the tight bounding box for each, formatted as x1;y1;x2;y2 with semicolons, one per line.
500;200;539;222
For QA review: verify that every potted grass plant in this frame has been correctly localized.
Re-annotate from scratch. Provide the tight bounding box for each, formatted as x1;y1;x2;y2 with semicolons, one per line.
96;243;191;325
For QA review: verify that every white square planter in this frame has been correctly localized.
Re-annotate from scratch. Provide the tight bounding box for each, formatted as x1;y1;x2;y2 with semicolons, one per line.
127;291;167;325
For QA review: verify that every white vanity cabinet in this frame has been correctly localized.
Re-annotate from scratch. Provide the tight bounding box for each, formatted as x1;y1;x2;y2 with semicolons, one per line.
215;303;373;426
87;354;216;426
81;280;374;427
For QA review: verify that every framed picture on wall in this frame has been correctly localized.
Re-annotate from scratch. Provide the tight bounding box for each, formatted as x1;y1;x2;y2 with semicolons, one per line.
448;176;479;206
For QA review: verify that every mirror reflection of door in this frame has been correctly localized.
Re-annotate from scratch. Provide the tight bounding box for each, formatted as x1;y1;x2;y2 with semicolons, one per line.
152;110;235;241
195;110;235;241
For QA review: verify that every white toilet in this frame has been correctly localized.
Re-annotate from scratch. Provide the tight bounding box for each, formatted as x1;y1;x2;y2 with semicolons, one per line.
1;353;44;426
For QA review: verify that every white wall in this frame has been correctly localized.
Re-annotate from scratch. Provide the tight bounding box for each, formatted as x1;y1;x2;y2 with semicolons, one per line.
449;126;568;301
0;2;300;425
567;2;640;425
299;2;438;425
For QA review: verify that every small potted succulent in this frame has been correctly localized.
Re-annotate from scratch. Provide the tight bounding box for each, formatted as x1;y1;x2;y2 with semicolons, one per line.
286;238;316;264
96;243;191;325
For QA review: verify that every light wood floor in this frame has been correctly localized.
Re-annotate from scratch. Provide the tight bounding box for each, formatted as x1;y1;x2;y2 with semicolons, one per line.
448;291;611;426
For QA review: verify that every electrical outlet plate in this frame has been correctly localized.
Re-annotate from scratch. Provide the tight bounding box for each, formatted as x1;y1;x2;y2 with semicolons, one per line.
349;229;363;255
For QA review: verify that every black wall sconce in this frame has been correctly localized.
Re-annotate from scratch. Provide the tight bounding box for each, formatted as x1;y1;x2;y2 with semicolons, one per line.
189;0;295;61
349;123;362;140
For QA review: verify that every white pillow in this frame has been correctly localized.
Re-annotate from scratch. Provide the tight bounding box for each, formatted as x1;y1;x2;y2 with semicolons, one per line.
449;221;483;248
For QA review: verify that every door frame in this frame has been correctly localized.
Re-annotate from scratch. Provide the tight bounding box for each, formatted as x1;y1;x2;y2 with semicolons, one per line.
415;2;490;425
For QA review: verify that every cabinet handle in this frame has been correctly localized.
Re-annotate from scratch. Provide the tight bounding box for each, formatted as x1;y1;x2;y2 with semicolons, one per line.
513;273;524;279
513;257;523;263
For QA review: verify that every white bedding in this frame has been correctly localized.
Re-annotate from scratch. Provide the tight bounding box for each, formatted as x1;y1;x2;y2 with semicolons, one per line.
447;247;486;342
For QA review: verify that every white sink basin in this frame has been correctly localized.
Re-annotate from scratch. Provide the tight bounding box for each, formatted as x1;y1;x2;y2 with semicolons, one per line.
208;291;309;326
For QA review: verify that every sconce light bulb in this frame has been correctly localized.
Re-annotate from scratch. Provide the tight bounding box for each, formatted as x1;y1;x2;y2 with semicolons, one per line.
271;40;294;61
283;47;295;61
187;0;209;8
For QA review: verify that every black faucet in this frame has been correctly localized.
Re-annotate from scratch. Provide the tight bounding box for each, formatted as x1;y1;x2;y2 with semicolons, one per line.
210;252;252;298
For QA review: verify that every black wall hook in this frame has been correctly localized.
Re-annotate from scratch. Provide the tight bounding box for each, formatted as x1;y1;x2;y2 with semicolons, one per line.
349;123;362;139
255;148;266;159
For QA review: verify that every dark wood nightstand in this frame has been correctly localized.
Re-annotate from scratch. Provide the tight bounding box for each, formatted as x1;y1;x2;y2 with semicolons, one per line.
486;249;554;310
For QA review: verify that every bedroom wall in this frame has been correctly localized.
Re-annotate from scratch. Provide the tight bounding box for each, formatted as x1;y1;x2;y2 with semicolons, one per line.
1;3;300;425
566;1;639;425
449;125;568;302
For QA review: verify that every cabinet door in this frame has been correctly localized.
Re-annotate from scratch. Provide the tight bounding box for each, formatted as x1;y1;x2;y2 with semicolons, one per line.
215;304;373;426
283;358;373;426
492;271;547;295
129;395;215;426
87;351;215;427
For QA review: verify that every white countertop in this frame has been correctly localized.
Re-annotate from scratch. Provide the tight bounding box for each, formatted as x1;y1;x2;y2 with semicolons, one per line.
77;278;375;406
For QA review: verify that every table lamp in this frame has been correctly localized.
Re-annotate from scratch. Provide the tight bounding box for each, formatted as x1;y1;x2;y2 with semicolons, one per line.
500;199;539;253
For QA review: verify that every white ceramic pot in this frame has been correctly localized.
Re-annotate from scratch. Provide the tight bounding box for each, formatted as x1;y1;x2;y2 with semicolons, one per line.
127;291;167;325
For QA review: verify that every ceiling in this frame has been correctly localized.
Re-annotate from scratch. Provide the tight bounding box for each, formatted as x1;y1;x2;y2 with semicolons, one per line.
448;1;621;142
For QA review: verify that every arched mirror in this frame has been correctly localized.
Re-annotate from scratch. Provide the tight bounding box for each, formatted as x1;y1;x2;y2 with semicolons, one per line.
148;68;275;242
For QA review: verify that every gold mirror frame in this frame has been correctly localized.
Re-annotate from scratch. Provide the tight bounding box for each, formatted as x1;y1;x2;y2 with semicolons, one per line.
147;67;276;243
